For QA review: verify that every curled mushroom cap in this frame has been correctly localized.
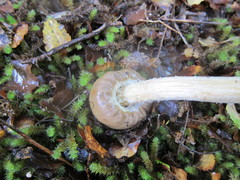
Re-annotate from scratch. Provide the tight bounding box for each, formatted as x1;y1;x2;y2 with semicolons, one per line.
89;69;150;130
90;69;240;130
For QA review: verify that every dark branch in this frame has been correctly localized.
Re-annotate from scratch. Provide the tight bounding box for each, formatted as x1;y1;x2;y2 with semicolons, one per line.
0;118;73;167
19;23;108;64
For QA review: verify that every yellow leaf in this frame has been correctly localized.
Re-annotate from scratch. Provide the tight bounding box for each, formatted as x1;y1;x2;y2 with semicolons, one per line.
197;154;216;171
11;23;29;48
210;172;221;180
199;37;218;47
184;48;193;58
172;166;187;180
187;0;205;6
43;18;71;52
77;126;109;158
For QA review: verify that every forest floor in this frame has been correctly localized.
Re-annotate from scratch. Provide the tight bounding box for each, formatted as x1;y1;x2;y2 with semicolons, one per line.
0;0;240;179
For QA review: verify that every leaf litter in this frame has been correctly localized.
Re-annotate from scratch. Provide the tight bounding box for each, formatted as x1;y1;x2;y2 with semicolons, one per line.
0;0;239;179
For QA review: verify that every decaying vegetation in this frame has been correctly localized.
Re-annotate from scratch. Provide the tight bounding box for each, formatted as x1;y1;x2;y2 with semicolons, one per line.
0;0;239;179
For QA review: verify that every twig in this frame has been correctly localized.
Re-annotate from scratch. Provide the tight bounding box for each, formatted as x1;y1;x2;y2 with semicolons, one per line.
156;27;167;60
140;19;180;35
181;144;217;155
173;22;190;46
19;23;108;64
178;110;190;154
0;118;73;167
160;18;228;25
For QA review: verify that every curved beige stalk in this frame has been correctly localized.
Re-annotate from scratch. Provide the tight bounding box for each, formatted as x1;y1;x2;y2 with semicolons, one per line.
121;76;240;104
90;69;240;130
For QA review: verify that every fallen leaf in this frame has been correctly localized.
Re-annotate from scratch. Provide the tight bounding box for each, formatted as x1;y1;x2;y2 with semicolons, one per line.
176;65;202;76
8;60;39;94
40;81;74;118
226;103;240;129
210;172;221;180
123;4;146;25
77;126;109;158
184;48;194;58
212;0;230;5
0;26;12;50
0;129;5;138
90;62;115;73
197;154;216;171
43;18;71;52
199;36;218;47
11;23;29;48
187;0;205;6
152;0;174;10
172;166;187;180
0;0;14;13
109;138;141;159
0;90;7;99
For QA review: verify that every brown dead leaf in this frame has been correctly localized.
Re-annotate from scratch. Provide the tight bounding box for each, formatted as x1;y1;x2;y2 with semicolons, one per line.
90;62;115;73
40;81;74;118
210;172;221;180
199;37;218;47
197;154;216;171
43;18;71;52
123;4;146;25
0;129;6;138
11;23;29;48
152;0;174;10
184;48;194;58
172;166;187;180
109;138;141;159
8;60;39;94
0;0;14;13
0;90;7;99
77;126;109;158
186;0;205;6
176;65;202;76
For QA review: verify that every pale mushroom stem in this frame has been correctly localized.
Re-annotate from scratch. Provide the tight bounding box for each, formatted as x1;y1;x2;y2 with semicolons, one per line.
90;69;240;130
120;76;240;104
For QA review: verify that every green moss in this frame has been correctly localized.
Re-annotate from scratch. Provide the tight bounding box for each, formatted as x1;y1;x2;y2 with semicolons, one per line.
150;137;160;161
128;162;135;174
78;28;87;36
46;126;56;137
98;40;108;47
89;8;98;21
97;57;106;65
106;32;115;43
184;166;198;175
7;91;16;100
146;38;154;46
3;45;13;54
27;10;36;21
140;151;153;172
138;166;153;180
30;25;40;31
89;162;117;175
73;162;84;172
79;71;93;87
13;1;23;9
34;85;49;94
6;15;17;25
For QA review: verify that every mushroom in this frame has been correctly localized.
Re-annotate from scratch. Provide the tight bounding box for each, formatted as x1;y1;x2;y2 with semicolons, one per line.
89;69;240;130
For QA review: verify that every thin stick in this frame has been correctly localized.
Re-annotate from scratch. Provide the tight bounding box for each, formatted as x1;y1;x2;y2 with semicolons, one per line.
19;23;108;64
160;18;228;25
140;19;180;35
156;27;167;60
174;22;190;46
0;119;73;167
